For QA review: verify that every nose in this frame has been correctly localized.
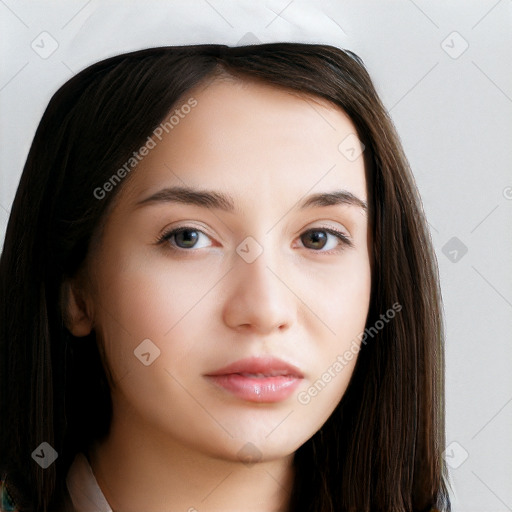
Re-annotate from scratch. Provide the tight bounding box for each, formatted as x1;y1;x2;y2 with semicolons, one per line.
222;247;296;335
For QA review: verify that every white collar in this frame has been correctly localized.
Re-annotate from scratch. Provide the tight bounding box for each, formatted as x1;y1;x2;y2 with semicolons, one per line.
66;452;113;512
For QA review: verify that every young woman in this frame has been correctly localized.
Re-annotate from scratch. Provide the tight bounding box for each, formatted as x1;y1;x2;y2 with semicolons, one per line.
0;43;450;511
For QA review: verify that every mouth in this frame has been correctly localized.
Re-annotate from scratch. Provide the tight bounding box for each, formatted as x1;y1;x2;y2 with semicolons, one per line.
204;356;304;403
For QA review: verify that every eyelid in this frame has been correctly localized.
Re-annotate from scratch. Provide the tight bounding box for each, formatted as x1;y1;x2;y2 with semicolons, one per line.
300;218;352;238
299;224;354;251
154;223;216;249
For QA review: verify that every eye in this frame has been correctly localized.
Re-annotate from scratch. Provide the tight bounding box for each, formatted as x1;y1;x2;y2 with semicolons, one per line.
157;227;213;250
299;227;353;252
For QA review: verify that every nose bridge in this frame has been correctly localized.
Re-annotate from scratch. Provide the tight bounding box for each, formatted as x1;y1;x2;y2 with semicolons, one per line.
235;238;283;302
222;234;295;332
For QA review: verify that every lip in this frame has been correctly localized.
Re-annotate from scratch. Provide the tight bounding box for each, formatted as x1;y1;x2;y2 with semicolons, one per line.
204;356;304;403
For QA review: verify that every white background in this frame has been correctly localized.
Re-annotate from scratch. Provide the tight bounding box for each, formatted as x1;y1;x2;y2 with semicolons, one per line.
1;1;511;510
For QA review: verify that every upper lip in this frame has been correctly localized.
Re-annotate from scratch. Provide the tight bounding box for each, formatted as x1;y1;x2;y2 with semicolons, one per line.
205;356;304;378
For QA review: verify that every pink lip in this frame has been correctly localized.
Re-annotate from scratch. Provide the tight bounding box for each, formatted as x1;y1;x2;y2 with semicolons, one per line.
204;357;303;403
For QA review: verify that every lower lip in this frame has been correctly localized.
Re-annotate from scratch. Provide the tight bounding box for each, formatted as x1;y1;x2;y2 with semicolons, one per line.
205;374;302;403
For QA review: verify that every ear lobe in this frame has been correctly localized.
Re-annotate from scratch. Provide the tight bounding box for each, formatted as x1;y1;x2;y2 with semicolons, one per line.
61;278;94;337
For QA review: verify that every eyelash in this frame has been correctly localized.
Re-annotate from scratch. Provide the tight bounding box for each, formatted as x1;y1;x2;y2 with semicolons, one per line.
155;225;354;254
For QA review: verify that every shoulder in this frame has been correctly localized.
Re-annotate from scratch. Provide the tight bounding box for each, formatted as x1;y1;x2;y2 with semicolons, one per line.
0;480;17;512
0;478;76;512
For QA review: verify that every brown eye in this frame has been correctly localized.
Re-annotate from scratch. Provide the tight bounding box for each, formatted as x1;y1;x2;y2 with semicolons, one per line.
301;230;328;250
174;229;199;248
299;228;352;252
158;227;213;250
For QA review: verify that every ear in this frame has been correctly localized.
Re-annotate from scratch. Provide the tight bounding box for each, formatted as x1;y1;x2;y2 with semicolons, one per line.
61;278;94;337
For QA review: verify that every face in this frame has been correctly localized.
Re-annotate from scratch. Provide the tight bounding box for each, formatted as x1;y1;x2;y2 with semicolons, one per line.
71;77;371;463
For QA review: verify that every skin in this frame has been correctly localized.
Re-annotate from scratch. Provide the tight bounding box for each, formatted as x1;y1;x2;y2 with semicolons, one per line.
65;76;371;512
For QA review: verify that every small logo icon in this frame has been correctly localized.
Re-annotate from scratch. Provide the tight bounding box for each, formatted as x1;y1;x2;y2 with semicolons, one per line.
443;441;469;469
338;133;365;162
236;236;263;264
31;442;58;469
134;338;161;366
237;442;262;467
441;31;469;59
237;32;261;45
31;31;59;59
442;236;468;263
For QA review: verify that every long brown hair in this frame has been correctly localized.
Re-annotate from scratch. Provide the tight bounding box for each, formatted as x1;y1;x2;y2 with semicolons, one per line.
0;43;450;511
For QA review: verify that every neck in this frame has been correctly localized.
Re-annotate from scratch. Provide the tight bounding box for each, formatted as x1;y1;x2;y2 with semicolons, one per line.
87;398;295;512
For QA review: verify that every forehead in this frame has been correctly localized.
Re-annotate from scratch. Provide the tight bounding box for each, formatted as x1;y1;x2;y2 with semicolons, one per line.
120;77;367;210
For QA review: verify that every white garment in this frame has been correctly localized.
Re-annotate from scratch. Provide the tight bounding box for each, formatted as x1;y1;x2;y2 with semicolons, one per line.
65;453;113;512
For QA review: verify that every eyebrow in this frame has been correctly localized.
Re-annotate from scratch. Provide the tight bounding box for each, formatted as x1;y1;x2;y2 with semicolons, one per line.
134;186;367;214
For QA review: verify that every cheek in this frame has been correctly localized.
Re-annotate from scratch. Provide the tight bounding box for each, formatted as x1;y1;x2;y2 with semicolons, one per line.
307;249;371;341
90;250;226;441
296;251;371;405
92;245;223;382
